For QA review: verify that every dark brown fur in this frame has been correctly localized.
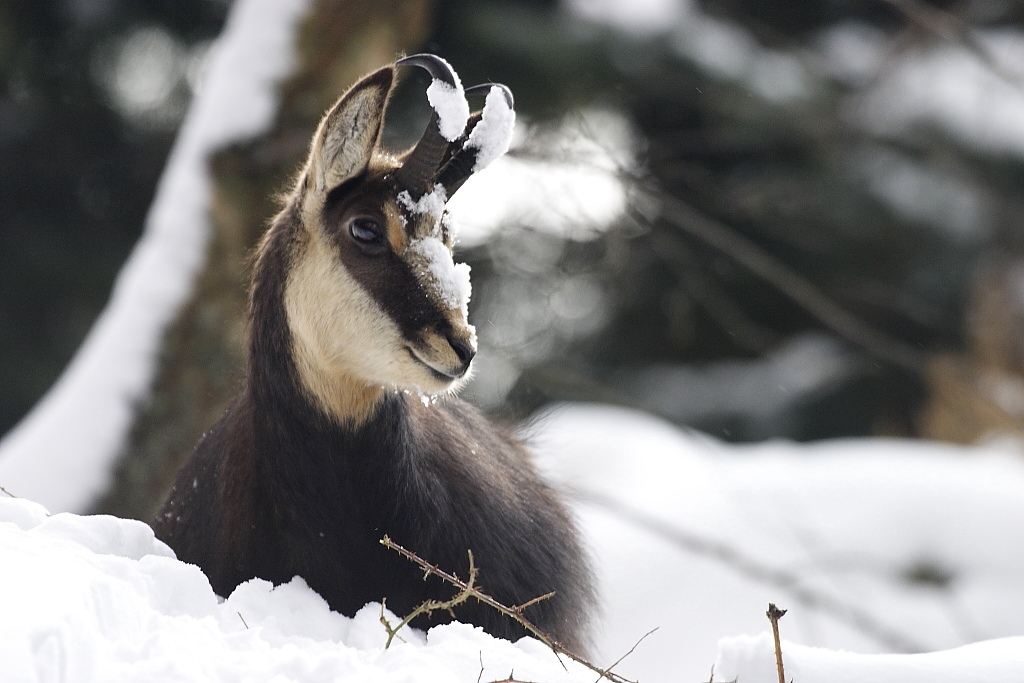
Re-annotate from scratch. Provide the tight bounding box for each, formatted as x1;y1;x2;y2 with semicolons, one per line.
153;64;594;653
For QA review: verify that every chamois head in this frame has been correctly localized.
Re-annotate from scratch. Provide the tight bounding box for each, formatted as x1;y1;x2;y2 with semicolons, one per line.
273;54;515;424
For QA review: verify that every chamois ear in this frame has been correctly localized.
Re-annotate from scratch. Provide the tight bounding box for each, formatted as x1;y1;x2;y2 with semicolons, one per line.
306;66;394;195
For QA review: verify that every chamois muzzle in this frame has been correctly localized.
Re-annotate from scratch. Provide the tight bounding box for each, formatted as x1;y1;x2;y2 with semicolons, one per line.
394;54;515;201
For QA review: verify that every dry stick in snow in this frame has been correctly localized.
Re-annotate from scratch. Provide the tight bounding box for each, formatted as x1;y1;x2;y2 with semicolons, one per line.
766;603;787;683
380;536;643;683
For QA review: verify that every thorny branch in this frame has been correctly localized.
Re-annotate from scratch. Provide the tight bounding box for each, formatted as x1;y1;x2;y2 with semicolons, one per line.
476;653;537;683
378;547;482;648
379;536;643;683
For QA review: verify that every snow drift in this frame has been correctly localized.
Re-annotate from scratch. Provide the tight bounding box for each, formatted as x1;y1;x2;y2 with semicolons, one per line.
4;404;1024;682
0;495;593;682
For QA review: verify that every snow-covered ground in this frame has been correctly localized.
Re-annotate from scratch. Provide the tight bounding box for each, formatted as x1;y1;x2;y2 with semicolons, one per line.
0;496;591;682
534;404;1024;681
3;403;1024;682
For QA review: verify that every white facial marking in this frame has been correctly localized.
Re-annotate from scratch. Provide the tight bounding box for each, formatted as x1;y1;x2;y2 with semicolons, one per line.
285;232;454;416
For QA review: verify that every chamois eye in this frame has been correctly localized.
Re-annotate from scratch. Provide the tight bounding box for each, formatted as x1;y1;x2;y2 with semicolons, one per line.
348;216;384;247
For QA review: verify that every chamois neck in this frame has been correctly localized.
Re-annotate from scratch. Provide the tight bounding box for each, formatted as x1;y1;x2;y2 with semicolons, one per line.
289;337;385;427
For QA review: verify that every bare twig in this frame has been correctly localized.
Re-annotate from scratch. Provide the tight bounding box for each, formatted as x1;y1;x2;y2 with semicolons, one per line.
599;629;657;683
380;536;641;683
766;603;787;683
879;0;1024;92
0;485;18;498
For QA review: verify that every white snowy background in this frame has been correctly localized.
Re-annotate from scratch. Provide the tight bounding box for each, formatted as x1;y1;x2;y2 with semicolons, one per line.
3;0;1024;681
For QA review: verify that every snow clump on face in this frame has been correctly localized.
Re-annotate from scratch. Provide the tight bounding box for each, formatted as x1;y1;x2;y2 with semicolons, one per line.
408;235;472;317
398;185;447;225
400;185;472;318
425;58;470;142
465;85;516;172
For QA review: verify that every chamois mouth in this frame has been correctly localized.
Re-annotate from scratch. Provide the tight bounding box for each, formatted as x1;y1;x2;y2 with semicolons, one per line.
406;347;465;382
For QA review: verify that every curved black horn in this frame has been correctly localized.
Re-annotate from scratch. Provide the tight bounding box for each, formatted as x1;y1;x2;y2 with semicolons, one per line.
392;54;465;197
395;53;460;88
466;82;513;108
436;83;514;197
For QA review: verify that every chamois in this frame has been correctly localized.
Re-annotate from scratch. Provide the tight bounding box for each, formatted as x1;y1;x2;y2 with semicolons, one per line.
153;55;593;653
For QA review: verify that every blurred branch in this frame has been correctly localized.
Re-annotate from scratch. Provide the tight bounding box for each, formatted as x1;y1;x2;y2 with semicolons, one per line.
651;232;781;354
517;111;1024;439
883;0;978;43
623;177;927;373
518;364;640;408
510;137;926;371
574;489;929;653
880;0;1024;91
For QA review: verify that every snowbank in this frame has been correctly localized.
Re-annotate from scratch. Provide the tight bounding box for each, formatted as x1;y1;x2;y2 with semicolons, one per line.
4;404;1024;681
715;631;1024;683
529;404;1024;682
0;495;592;682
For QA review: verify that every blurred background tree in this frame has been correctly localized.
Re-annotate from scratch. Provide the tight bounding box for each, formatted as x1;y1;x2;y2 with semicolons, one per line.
3;0;1024;519
0;0;227;436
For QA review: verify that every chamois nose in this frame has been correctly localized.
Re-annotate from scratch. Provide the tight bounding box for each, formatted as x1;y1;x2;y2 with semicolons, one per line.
446;333;476;373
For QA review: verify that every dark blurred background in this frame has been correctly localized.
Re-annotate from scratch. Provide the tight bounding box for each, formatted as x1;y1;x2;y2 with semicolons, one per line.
5;0;1024;453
